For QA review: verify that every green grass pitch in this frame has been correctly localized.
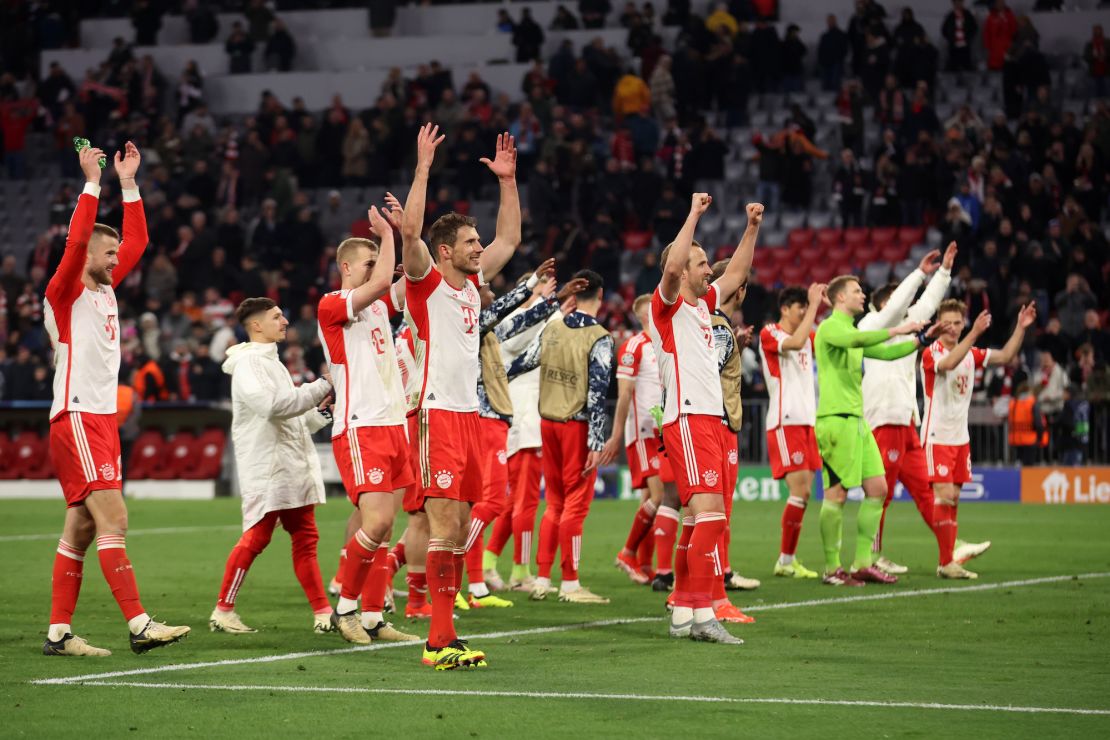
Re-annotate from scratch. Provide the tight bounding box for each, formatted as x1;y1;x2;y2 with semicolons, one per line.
2;497;1109;738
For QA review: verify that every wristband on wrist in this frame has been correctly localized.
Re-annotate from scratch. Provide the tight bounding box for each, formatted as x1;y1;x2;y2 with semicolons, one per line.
916;330;930;346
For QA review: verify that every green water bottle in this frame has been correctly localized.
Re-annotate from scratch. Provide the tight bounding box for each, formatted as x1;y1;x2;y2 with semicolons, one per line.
73;137;107;169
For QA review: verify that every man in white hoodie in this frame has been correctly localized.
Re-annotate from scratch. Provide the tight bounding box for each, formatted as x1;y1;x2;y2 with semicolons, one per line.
210;297;335;634
860;242;988;573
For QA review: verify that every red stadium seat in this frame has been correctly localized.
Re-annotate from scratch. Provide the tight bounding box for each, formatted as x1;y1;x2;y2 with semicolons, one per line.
852;244;880;267
798;245;823;265
780;263;807;284
152;431;197;480
753;262;780;285
0;431;15;479
623;230;653;252
787;228;814;249
897;226;925;247
452;200;471;215
880;244;909;263
870;227;897;245
815;228;841;248
10;431;47;479
811;262;838;283
182;428;226;480
843;228;869;247
127;429;168;480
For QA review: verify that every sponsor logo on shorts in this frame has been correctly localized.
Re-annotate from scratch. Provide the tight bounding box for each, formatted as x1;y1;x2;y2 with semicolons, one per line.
728;449;739;465
791;451;804;465
99;463;116;482
435;470;454;490
938;464;949;476
702;469;719;487
497;450;507;465
368;468;385;485
887;450;900;462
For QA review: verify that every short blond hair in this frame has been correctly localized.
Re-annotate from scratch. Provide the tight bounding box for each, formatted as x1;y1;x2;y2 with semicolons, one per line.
336;237;378;266
632;294;651;316
937;298;967;317
827;274;860;304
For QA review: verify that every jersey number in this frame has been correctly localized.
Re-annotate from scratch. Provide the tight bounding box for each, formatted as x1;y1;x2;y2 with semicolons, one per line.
104;315;117;341
371;327;387;355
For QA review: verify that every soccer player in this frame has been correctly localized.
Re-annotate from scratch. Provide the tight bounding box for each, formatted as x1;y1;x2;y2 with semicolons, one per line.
814;275;928;586
759;283;825;580
43;141;190;656
708;264;761;598
401;123;520;670
317;206;419;645
210;298;334;634
922;299;1035;578
464;259;582;605
606;294;664;586
651;194;760;645
509;270;615;603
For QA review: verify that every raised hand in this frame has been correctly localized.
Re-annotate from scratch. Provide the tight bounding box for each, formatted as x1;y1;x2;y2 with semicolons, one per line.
942;241;958;270
384;191;404;229
480;131;517;180
925;321;945;339
690;192;712;216
745;202;764;227
113;141;141;180
79;146;107;183
416;123;445;171
557;277;590;302
918;248;942;275
367;205;389;237
734;324;753;348
560;294;578;315
892;318;928;336
1017;301;1037;328
533;257;556;283
971;310;992;336
807;282;827;307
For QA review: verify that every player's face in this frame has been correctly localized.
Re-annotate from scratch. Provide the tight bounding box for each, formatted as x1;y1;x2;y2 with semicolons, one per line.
781;300;807;328
685;247;712;297
446;226;483;275
257;306;289;343
842;281;866;315
635;306;649;329
937;311;964;343
85;235;120;286
345;246;377;287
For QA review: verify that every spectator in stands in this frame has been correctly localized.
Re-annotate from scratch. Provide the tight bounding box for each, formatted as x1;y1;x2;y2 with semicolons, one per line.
187;1;220;44
552;5;581;30
1085;25;1107;98
579;0;612;29
38;62;75;120
877;73;905;128
189;343;224;401
1055;274;1098;341
780;24;807;94
245;0;275;43
818;14;850;92
751;130;783;213
649;54;676;121
751;19;782;93
513;9;545;63
0;91;37;179
176;61;205;124
266;19;297;73
226;22;255;75
984;0;1017;72
781;134;815;210
836;78;864;152
131;0;163;46
340;117;370;186
662;0;689;27
893;7;924;51
833;148;867;227
942;0;978;72
1034;349;1069;425
369;0;398;38
612;68;650;119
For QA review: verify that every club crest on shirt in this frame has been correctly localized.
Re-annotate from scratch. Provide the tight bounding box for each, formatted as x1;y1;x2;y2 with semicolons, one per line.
728;449;739;465
791;451;804;465
887;450;900;462
99;463;116;481
621;352;635;366
702;469;719;487
368;468;385;485
435;469;454;489
695;306;710;322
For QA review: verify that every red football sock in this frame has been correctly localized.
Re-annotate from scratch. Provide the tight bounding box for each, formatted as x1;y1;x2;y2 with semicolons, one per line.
934;500;957;566
426;543;457;648
361;546;391;614
673;517;694;607
654;506;679;575
338;529;379;602
636;526;654;571
623;500;657;552
96;535;145;621
688;513;727;610
50;540;86;626
407;570;428;608
465;533;485;584
780;496;806;556
487;511;511;556
217;544;261;611
453;548;465;593
536;514;559;579
332;548;346;585
391;541;406;569
718;522;732;574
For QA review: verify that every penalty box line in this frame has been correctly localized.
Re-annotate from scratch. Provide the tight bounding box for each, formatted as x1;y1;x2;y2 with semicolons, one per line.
32;571;1110;687
61;681;1110;716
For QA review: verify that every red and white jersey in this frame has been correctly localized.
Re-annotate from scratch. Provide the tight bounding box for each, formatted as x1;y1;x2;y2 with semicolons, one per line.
920;341;991;446
395;324;419;412
758;323;817;429
404;265;483;412
648;283;723;426
44;184;148;421
317;283;406;437
616;331;661;442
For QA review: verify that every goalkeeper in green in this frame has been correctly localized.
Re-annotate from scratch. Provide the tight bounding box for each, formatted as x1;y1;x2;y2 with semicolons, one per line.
814;275;929;586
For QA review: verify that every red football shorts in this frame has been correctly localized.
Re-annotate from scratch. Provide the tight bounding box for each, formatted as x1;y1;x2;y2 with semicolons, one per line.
625;435;663;490
661;414;731;505
767;425;821;480
925;442;972;485
332;424;413;504
50;411;122;507
404;408;484;513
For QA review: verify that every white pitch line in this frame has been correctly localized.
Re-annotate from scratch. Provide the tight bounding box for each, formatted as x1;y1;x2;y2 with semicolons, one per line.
67;681;1110;717
32;571;1110;687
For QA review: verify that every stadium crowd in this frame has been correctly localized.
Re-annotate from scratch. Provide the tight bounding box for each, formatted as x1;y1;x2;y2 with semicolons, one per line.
0;0;1108;461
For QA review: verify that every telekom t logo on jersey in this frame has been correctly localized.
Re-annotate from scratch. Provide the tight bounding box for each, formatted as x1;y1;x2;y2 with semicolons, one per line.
461;306;478;334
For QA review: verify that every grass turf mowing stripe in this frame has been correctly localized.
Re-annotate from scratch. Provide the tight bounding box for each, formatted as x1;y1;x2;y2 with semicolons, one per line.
0;525;242;543
32;571;1110;687
66;681;1110;716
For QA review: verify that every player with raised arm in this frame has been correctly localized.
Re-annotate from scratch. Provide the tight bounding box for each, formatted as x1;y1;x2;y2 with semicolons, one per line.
318;206;419;645
401;123;520;670
759;283;826;580
650;195;761;645
210;298;334;635
606;294;664;585
509;270;614;604
922;299;1036;579
43;141;190;656
814;275;929;587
